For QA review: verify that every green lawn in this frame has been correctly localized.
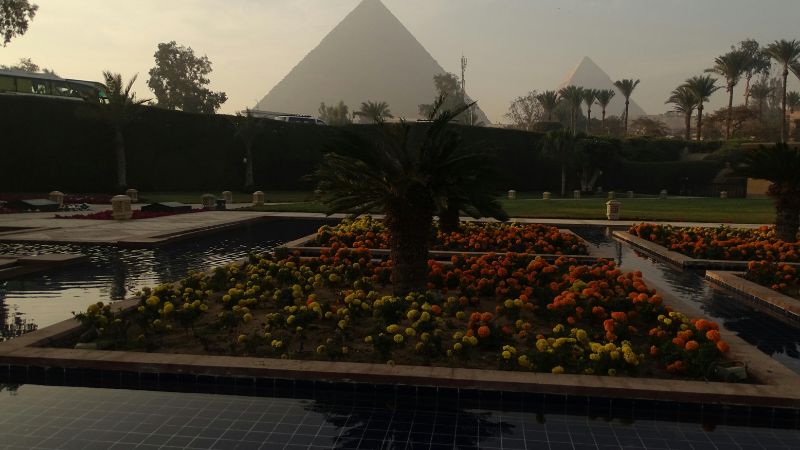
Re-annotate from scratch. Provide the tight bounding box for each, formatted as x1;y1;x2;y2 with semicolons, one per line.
139;191;315;204
248;196;776;224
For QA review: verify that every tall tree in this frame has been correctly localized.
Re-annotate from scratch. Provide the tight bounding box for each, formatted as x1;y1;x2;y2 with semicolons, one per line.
582;89;598;133
736;39;771;107
749;81;773;121
311;99;506;295
666;85;697;140
613;79;640;135
557;85;584;135
683;75;720;140
0;56;55;75
788;91;800;114
418;73;482;125
736;144;800;242
535;90;560;122
541;129;577;197
357;101;392;123
0;0;37;46
706;50;748;139
594;89;615;131
100;72;150;189
147;41;227;114
233;109;264;190
630;117;668;137
504;91;542;131
764;39;800;143
319;101;352;126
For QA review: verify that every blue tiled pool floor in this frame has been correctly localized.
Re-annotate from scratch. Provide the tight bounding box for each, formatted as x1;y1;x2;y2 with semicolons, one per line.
0;384;797;450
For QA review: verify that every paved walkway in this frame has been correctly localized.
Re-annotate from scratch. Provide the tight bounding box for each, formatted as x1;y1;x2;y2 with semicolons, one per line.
0;208;769;247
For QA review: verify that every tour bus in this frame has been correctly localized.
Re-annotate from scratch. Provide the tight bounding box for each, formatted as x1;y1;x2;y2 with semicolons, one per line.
0;69;108;103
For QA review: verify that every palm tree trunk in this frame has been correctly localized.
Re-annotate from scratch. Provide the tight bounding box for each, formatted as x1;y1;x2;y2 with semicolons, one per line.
696;105;704;141
781;69;788;143
586;107;591;133
743;74;752;108
774;204;799;242
386;202;433;296
547;110;553;121
726;86;734;140
244;143;254;190
114;126;127;189
624;99;630;135
601;108;606;131
684;112;692;141
438;201;460;234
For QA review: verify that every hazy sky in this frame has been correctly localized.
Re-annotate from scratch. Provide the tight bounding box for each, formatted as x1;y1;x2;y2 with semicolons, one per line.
3;0;799;123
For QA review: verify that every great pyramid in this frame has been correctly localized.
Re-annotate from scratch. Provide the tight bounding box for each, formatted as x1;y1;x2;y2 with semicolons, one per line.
255;0;490;123
558;56;647;119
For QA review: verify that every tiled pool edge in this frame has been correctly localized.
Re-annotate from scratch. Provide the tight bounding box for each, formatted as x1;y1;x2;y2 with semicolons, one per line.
706;271;800;326
0;297;799;411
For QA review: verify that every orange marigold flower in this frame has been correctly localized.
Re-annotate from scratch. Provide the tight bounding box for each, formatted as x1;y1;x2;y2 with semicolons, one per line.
705;330;721;342
672;337;685;347
480;312;493;322
684;340;699;351
650;345;658;356
477;325;491;338
716;340;730;353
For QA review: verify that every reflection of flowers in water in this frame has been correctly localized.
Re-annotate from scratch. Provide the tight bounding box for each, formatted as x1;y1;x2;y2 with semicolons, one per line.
307;399;515;449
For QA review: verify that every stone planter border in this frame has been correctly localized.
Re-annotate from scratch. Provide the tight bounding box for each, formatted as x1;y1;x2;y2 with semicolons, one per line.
705;271;800;327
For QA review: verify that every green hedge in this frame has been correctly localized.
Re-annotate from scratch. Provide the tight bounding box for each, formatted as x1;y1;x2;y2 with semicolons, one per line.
0;96;727;195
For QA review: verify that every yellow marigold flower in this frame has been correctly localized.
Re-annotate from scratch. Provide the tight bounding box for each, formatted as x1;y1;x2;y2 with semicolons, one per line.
420;332;430;342
503;300;514;309
553;324;565;334
316;345;326;354
610;350;621;360
502;351;512;360
286;315;296;325
518;355;530;367
364;335;373;344
536;339;549;352
608;369;617;376
386;324;400;334
455;311;465;320
551;366;565;374
576;329;588;342
454;342;463;351
405;328;416;337
237;334;248;344
393;334;404;344
243;313;253;323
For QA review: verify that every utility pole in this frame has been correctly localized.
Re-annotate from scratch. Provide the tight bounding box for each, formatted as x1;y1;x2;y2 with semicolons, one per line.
460;54;473;125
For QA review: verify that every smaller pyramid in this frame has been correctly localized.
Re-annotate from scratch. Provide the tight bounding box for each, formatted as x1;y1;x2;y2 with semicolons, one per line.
558;57;647;119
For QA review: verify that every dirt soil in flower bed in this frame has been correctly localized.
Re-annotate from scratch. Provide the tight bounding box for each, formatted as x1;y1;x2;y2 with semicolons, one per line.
62;247;740;383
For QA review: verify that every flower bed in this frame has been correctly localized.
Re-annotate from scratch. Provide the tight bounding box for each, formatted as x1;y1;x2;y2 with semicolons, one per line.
315;216;588;255
70;247;734;381
628;223;799;262
55;209;202;220
745;260;800;300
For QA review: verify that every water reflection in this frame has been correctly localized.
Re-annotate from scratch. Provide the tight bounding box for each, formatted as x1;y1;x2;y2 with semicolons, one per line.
0;219;326;330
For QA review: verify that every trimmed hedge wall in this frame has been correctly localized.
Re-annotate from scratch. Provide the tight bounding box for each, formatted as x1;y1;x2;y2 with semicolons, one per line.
0;96;725;194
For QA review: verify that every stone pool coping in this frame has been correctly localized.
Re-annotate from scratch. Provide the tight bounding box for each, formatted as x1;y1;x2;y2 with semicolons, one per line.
706;271;800;326
612;231;800;271
1;294;800;409
0;253;88;281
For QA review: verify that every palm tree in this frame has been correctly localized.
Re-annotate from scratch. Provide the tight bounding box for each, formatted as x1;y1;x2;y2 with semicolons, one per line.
792;62;800;81
666;86;697;141
788;91;800;114
595;89;615;131
582;89;598;133
613;79;640;135
311;98;507;295
536;90;560;121
558;86;584;135
233;109;263;190
706;51;748;139
358;101;392;123
101;71;149;190
736;39;771;107
541;129;577;197
683;75;720;140
749;81;773;121
764;39;800;143
736;144;800;242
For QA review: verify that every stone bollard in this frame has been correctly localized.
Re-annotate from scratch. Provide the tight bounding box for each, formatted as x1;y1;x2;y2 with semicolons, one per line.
608;191;616;200
111;195;132;220
659;189;668;199
508;190;517;200
542;191;551;200
606;200;621;221
48;191;64;208
222;191;233;204
720;191;728;199
201;193;216;209
573;190;581;200
125;189;138;203
627;190;634;199
215;198;227;211
253;191;265;206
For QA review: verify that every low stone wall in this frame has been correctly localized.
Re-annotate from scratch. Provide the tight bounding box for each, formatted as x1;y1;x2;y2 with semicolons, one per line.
706;271;800;327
